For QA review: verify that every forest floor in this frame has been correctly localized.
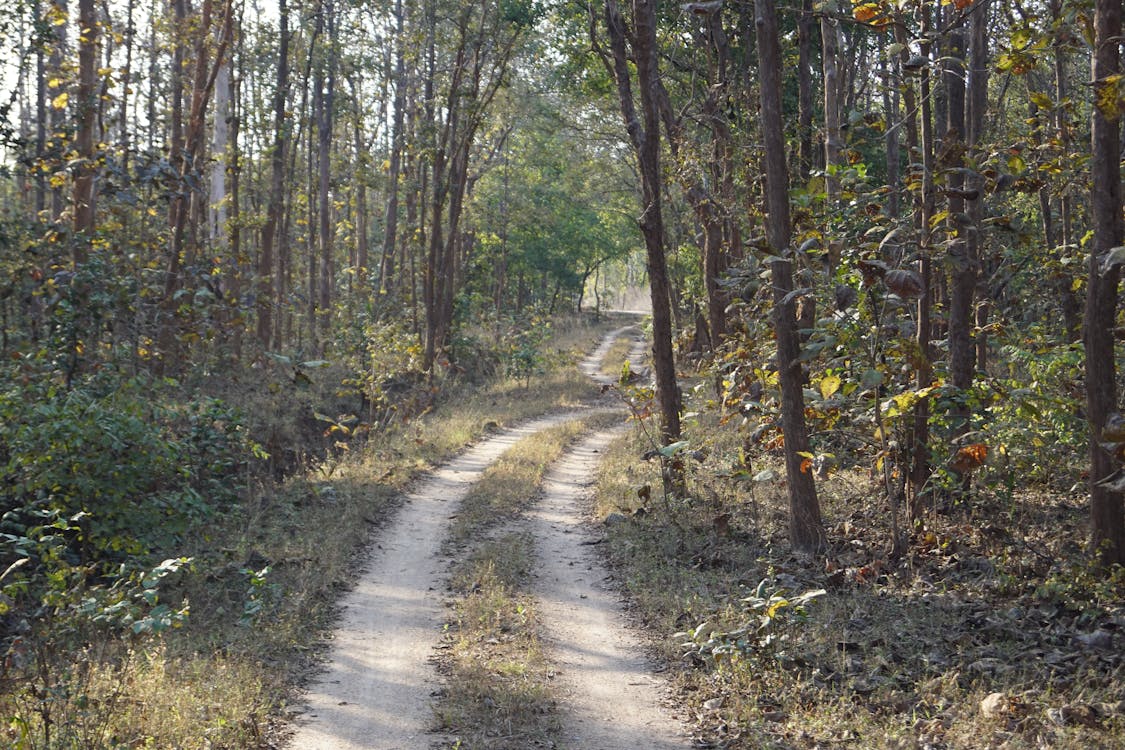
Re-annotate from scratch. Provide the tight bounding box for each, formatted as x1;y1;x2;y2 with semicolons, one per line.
281;320;1124;750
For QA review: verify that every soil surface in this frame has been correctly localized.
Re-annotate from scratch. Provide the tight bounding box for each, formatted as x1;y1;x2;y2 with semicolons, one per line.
288;325;684;749
527;427;688;749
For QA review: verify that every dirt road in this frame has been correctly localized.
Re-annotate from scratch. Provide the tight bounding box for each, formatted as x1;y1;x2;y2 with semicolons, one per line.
288;326;685;749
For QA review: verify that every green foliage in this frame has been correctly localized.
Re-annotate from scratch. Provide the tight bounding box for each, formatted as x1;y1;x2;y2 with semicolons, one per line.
0;378;255;562
506;313;550;388
676;583;826;667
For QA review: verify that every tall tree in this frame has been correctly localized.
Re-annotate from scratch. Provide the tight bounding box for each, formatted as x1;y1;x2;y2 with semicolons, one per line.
380;0;406;294
71;0;97;260
594;0;681;442
1086;0;1124;566
944;2;974;455
755;0;824;554
256;0;289;350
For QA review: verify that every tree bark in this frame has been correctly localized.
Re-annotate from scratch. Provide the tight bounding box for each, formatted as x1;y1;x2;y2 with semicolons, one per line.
944;12;974;449
796;0;814;180
72;0;97;260
380;0;406;294
755;0;824;555
317;0;337;351
821;5;842;201
1086;0;1124;566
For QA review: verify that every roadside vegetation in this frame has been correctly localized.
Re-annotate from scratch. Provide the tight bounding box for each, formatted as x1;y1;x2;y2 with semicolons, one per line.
0;313;620;748
591;368;1125;749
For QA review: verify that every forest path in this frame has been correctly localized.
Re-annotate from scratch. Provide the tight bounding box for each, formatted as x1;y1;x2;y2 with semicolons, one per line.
287;323;685;749
524;426;688;749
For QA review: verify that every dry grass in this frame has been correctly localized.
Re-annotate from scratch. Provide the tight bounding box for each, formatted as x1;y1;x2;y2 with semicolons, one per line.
434;411;621;748
598;331;640;379
593;409;1125;749
434;535;561;750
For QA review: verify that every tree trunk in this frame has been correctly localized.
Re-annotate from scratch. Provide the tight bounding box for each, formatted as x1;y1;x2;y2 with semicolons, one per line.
72;0;97;259
256;0;288;350
821;6;842;201
907;8;935;516
944;6;974;456
209;34;231;251
598;0;681;442
380;0;406;294
796;0;814;180
317;0;337;351
967;2;988;373
756;0;824;555
1086;0;1124;567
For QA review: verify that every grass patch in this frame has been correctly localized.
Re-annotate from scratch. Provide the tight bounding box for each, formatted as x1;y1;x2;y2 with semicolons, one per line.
449;412;621;542
598;330;641;379
434;411;622;748
593;410;1125;749
434;535;560;750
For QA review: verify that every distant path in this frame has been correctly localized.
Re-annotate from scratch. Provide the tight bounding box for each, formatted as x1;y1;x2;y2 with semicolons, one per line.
578;324;647;386
288;323;684;749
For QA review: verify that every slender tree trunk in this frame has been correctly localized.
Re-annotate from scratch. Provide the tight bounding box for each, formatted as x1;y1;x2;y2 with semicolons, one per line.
49;0;68;220
796;0;814;180
944;7;974;451
821;5;842;201
1051;0;1081;343
256;0;287;349
967;3;988;373
1086;0;1124;566
317;1;337;351
901;8;933;517
34;0;47;215
756;0;824;555
209;33;231;250
599;0;681;442
72;0;97;259
351;82;369;289
381;0;406;294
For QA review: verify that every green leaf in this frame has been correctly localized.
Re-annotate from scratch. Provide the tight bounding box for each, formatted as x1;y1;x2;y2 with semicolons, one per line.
1029;91;1053;110
861;369;884;388
658;440;690;457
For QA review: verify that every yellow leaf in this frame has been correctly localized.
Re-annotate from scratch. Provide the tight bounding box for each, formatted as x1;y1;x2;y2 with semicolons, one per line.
766;598;790;619
48;77;63;89
51;92;69;109
819;373;841;400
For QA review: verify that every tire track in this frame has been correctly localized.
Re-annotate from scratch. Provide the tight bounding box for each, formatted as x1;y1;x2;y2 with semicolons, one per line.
290;323;681;749
526;428;689;749
288;410;591;750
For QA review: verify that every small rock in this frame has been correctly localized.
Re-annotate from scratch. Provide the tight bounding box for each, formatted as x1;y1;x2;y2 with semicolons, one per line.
1074;629;1114;651
981;692;1012;718
603;512;630;526
1046;704;1101;728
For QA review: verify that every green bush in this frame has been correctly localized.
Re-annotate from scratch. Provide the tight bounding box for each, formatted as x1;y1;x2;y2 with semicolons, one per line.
0;377;259;565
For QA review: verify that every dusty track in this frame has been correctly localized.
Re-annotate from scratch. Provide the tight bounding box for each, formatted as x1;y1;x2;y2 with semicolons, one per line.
528;427;687;749
288;325;684;749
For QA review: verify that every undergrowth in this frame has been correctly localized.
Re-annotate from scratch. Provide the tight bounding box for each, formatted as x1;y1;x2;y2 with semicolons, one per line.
593;407;1125;749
